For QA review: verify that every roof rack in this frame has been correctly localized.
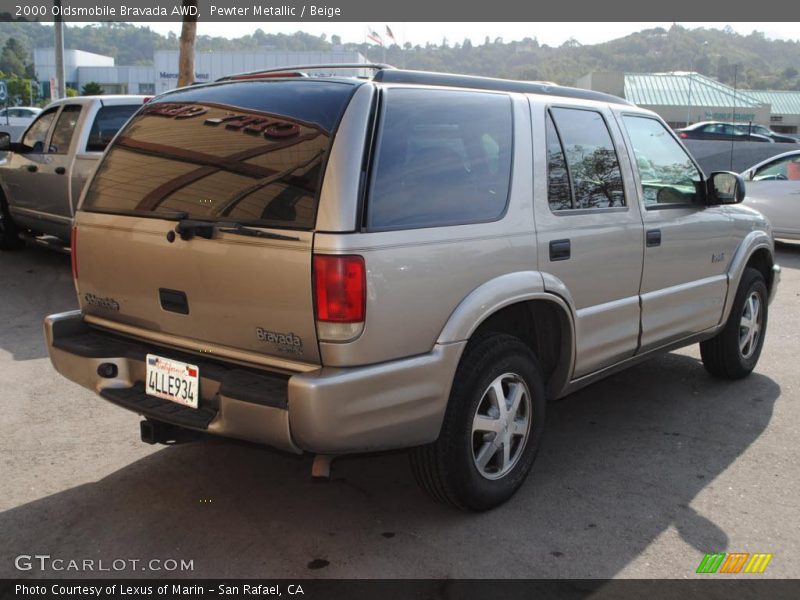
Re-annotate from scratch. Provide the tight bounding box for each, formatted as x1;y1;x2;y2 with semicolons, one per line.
217;63;395;82
373;69;632;106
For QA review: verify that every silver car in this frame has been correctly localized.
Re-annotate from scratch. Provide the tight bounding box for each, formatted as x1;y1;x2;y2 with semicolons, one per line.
0;95;146;247
0;106;42;128
743;150;800;240
41;67;780;510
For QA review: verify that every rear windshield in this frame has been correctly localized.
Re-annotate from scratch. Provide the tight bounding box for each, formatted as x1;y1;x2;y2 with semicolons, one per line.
82;80;357;230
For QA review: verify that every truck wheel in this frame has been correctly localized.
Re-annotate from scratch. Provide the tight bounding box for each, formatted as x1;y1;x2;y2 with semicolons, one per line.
700;267;768;379
410;333;546;511
0;196;24;250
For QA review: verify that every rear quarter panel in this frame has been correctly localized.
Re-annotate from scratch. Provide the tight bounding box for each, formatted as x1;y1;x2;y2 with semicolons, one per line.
315;94;536;367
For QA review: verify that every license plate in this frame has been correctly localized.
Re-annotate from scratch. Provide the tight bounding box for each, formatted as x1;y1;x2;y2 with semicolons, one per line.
145;354;199;409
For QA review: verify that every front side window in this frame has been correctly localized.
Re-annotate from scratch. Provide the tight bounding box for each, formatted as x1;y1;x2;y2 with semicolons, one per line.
49;105;82;154
754;154;800;181
547;107;625;210
623;115;703;207
21;106;58;151
367;88;513;230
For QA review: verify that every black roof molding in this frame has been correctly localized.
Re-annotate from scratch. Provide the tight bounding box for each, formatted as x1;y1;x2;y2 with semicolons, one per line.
373;69;632;105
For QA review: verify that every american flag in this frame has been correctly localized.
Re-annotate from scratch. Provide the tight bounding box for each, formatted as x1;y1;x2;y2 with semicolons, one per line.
385;26;396;43
367;27;384;47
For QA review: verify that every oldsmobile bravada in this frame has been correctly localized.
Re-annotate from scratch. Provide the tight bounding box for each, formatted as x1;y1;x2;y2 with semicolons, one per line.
44;66;780;510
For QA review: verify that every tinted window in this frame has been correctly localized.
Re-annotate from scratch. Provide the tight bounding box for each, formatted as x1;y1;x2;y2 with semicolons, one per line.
83;81;355;230
21;107;58;151
49;105;82;154
623;115;703;207
545;112;571;211
367;89;513;230
549;107;625;210
87;104;140;152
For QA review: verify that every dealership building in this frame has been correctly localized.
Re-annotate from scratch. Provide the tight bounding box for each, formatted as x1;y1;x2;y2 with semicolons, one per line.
577;71;800;134
33;48;369;97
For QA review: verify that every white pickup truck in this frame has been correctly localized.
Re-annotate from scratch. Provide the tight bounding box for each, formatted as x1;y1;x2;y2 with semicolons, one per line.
0;95;146;249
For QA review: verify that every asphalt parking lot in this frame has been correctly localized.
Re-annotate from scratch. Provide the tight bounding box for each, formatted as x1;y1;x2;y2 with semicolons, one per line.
1;242;799;579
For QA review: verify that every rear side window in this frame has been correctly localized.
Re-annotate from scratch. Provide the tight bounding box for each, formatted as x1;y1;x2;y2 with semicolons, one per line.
547;107;625;210
48;105;82;154
82;80;356;230
367;89;513;230
86;104;140;152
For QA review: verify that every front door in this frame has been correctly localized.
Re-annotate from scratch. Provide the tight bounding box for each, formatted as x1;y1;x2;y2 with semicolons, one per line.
618;114;737;351
533;103;644;378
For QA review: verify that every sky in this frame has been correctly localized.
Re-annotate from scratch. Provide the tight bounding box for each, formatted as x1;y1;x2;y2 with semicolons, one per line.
131;22;800;47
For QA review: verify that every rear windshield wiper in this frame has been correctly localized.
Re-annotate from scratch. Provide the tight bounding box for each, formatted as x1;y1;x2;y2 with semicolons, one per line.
217;222;300;241
174;218;299;242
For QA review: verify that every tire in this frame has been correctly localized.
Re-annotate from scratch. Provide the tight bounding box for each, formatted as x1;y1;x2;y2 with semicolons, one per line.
410;333;547;511
0;195;24;250
700;267;768;379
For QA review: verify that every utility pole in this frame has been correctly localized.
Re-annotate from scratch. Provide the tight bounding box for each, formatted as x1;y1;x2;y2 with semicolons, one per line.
54;0;65;99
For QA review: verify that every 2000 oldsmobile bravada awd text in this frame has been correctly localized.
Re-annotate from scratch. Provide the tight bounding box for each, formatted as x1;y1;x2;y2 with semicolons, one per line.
44;67;781;510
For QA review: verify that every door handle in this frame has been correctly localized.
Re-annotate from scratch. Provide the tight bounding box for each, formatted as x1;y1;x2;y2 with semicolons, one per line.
26;165;37;172
646;229;662;247
55;166;66;175
549;239;571;261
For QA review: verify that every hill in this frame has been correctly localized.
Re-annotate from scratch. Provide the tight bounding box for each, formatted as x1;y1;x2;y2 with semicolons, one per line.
1;22;799;90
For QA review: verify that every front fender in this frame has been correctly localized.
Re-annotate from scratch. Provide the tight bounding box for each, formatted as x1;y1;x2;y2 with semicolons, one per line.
721;229;774;325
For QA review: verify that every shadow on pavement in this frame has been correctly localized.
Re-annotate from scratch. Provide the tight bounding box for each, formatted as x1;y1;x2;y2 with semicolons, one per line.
0;352;779;578
0;243;75;361
775;241;800;270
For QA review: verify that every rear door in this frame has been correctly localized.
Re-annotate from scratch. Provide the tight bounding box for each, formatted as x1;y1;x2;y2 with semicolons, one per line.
40;103;83;220
76;80;359;367
533;103;644;378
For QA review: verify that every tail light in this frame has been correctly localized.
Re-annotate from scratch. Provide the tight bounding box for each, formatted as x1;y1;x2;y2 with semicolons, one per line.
678;132;688;139
70;226;78;281
313;254;366;342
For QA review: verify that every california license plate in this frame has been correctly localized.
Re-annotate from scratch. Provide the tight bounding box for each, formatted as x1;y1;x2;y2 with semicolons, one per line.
145;354;199;409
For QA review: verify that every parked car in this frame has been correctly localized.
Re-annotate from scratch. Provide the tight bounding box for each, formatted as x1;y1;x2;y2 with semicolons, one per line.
676;121;773;143
733;123;798;144
0;106;42;127
0;95;147;248
44;67;780;510
742;149;800;240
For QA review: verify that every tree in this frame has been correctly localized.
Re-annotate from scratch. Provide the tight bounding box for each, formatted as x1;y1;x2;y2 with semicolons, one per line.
80;81;104;95
0;37;29;77
65;87;79;97
177;0;197;87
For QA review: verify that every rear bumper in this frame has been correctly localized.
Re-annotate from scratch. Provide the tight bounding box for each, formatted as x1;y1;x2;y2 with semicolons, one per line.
44;311;464;455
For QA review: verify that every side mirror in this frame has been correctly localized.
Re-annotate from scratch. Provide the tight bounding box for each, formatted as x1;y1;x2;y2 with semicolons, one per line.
0;131;10;151
706;171;745;205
